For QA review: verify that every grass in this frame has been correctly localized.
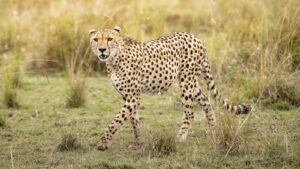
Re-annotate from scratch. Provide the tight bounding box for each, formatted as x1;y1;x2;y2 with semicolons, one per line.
0;74;299;168
65;36;92;108
215;111;248;155
57;133;82;151
65;72;86;108
0;0;300;110
89;162;136;169
0;0;299;107
146;131;177;157
0;0;300;100
1;55;21;108
0;112;7;127
0;0;299;168
65;53;87;108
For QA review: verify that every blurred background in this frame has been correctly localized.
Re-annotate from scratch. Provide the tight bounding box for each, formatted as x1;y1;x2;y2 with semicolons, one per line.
1;0;299;106
0;0;299;168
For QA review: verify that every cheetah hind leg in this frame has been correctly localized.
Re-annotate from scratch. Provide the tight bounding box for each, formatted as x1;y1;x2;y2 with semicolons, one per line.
194;81;216;136
128;110;143;149
176;76;195;142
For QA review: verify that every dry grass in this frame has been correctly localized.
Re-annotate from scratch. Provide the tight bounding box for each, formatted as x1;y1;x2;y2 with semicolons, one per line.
0;0;299;106
261;72;300;106
146;131;177;157
215;110;253;156
65;50;87;108
0;0;299;167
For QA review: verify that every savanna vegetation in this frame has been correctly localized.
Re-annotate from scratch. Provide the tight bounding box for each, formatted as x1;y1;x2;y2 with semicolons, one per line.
0;0;299;168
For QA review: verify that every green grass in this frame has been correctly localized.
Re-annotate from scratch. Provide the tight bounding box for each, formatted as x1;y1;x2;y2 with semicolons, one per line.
65;54;87;108
0;0;299;168
2;58;21;108
0;112;7;127
57;133;83;152
0;74;299;168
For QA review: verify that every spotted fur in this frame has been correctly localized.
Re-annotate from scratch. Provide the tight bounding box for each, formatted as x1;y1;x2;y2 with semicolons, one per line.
89;27;251;151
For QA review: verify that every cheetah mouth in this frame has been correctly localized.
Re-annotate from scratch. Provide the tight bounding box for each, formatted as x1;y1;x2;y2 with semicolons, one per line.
98;54;109;61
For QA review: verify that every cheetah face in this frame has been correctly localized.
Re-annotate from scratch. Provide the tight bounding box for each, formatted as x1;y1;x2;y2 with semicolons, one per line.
89;27;121;62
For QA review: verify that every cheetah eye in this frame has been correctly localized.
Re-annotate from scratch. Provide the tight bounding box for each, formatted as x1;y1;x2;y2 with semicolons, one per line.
107;38;113;42
93;38;98;42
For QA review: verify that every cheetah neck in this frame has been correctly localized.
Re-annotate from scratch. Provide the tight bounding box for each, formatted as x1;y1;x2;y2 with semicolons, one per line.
106;37;143;75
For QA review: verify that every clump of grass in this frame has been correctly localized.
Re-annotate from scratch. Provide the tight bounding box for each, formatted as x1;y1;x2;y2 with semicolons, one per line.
146;131;177;157
261;73;300;107
57;133;82;151
66;71;86;108
0;112;8;127
65;40;88;108
3;79;18;108
2;57;21;108
257;130;295;167
269;101;293;110
215;110;252;155
90;162;135;169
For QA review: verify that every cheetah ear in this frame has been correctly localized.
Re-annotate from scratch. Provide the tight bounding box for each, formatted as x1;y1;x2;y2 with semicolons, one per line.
89;29;97;35
113;26;121;33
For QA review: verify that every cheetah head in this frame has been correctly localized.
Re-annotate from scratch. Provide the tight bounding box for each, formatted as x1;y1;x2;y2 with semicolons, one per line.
89;26;121;62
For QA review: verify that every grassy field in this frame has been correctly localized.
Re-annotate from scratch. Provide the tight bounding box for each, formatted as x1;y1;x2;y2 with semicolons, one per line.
0;73;299;168
0;0;300;168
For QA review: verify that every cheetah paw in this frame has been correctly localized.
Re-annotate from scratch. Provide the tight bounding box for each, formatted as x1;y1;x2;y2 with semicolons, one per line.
97;140;110;151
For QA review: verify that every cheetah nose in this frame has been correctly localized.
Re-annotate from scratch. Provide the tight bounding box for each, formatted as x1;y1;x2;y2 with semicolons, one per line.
98;48;106;52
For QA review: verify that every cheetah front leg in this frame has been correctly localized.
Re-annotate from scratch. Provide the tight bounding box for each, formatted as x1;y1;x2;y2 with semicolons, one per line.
98;101;135;151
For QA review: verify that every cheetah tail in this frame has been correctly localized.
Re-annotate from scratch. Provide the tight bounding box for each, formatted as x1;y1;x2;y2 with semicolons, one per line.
201;59;251;115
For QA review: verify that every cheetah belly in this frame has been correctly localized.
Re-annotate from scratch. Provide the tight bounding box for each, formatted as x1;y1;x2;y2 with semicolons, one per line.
110;72;126;97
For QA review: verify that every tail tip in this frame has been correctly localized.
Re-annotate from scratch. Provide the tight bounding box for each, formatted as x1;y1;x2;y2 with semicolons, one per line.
235;104;251;115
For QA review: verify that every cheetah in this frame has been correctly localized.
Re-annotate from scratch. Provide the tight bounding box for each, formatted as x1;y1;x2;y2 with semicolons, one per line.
89;26;251;151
